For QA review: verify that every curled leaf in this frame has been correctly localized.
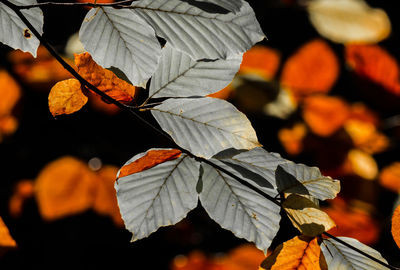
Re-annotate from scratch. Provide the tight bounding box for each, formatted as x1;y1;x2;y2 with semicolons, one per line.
308;0;391;44
48;78;88;116
74;52;136;104
302;95;350;137
283;194;336;237
118;149;182;178
260;236;326;270
280;40;339;97
392;204;400;249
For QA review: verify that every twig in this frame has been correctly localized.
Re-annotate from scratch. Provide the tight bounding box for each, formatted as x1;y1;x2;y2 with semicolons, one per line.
3;0;397;268
14;0;133;10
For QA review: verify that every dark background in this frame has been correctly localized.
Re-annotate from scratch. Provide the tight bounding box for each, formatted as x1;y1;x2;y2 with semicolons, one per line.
1;0;400;269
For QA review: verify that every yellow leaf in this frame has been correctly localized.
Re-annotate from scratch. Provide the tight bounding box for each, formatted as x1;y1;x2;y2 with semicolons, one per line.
346;149;378;180
283;194;336;237
0;216;17;248
260;236;327;270
118;149;182;178
74;52;136;104
308;0;391;44
48;79;88;116
391;204;400;249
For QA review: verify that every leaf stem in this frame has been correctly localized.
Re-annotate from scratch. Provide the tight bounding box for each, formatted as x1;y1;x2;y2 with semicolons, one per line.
3;1;397;268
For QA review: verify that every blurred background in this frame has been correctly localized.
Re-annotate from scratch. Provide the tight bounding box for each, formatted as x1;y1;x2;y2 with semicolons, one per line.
1;0;400;269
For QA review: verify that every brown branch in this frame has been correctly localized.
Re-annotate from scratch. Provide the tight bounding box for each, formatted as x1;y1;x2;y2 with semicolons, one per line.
13;0;134;10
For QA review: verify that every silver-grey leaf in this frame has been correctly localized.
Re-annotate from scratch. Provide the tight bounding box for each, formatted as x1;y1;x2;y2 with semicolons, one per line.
0;0;43;57
131;0;265;60
321;237;388;270
276;162;340;201
79;7;162;87
149;44;242;99
115;149;200;242
199;161;281;252
151;97;261;159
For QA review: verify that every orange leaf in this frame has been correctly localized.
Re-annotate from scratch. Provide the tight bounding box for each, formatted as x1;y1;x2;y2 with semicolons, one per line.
0;216;17;248
302;95;350;137
278;123;307;155
0;115;18;136
48;78;88;116
392;204;400;249
239;45;281;80
207;83;234;100
222;244;266;270
260;236;326;270
93;165;124;227
379;162;400;193
280;39;339;98
118;149;182;178
324;198;380;245
74;52;136;104
35;156;98;220
9;179;34;218
346;44;400;95
0;70;21;117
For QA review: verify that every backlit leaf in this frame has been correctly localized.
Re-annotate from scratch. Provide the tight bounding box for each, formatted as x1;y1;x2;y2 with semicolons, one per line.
283;194;336;237
35;156;98;220
149;44;242;99
308;0;391;44
199;160;281;252
379;162;400;193
260;236;326;270
79;6;161;87
0;0;43;57
346;149;378;180
278;123;307;156
0;70;21;116
321;237;388;270
75;52;136;104
0;216;17;247
302;95;350;137
276;163;340;201
280;40;339;97
151;97;261;159
131;0;265;60
48;79;88;116
392;204;400;249
115;149;200;242
346;44;400;96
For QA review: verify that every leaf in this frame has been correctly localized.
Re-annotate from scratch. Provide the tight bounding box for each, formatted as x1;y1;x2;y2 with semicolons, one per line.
35;156;98;221
48;79;88;116
199;160;281;252
280;40;339;97
276;163;340;201
115;149;200;242
151;97;261;159
239;45;281;81
148;44;242;99
74;52;136;104
0;0;43;57
302;95;350;137
0;216;17;247
345;44;400;96
321;237;388;270
379;162;400;193
278;123;307;156
0;70;21;117
260;236;327;270
307;0;391;44
118;149;182;177
283;194;336;237
79;7;161;87
346;149;378;180
392;204;400;249
131;0;265;60
219;147;289;190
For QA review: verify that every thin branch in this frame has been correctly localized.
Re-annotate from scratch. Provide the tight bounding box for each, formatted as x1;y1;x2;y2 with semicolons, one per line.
323;232;400;270
14;0;134;10
3;1;397;269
